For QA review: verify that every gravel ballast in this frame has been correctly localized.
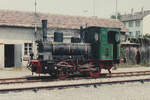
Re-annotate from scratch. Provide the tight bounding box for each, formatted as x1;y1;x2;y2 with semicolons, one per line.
0;82;150;100
0;66;150;100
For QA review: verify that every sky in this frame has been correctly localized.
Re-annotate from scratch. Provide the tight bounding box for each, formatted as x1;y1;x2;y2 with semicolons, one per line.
0;0;150;18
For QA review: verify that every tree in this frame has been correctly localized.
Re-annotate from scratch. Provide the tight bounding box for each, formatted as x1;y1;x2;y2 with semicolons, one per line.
143;34;150;38
110;13;122;20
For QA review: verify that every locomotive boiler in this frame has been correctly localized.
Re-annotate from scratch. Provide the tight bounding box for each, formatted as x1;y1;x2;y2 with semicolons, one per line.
28;19;121;78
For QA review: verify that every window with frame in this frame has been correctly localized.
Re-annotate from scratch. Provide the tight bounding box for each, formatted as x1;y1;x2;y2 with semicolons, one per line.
24;43;33;55
129;32;132;36
105;48;109;57
136;31;140;36
129;21;133;27
135;20;140;27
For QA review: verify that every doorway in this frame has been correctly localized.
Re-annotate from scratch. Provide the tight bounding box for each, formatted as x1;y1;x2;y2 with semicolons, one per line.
108;31;118;60
5;44;14;67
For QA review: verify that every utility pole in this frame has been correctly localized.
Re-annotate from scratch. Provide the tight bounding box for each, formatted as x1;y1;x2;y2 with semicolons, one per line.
115;0;118;20
34;0;37;35
93;0;96;17
33;0;38;58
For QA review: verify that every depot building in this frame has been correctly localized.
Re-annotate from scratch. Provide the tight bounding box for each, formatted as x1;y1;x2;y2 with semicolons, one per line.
0;9;127;69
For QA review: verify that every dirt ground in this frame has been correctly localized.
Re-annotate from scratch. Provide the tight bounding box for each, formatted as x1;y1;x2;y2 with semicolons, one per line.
0;66;150;100
0;82;150;100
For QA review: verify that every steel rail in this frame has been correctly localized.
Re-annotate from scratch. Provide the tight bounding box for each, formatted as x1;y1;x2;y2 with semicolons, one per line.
0;78;150;92
110;71;150;75
107;71;150;77
0;71;150;85
0;77;26;81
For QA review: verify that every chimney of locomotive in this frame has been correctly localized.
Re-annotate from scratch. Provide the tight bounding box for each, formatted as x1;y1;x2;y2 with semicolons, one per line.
42;19;47;42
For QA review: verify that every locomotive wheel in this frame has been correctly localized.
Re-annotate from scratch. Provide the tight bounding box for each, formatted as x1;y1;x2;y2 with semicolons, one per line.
89;62;102;77
48;67;59;78
56;61;70;79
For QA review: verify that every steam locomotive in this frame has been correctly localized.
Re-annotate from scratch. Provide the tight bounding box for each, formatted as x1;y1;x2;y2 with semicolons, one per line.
28;20;121;78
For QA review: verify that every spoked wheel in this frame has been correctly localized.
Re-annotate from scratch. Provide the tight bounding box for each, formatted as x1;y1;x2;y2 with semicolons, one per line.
88;61;102;77
48;67;58;78
56;61;70;79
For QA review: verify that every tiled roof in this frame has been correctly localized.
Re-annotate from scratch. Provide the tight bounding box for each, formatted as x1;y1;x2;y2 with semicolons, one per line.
0;9;127;32
121;10;150;21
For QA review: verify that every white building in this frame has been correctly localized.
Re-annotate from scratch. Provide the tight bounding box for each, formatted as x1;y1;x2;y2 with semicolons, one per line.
121;10;150;37
0;10;126;69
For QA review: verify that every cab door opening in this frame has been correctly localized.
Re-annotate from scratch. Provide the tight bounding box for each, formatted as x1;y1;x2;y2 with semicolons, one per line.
108;31;119;60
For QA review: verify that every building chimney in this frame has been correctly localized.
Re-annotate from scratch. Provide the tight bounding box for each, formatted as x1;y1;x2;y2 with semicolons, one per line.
131;8;134;15
42;20;47;42
141;7;144;14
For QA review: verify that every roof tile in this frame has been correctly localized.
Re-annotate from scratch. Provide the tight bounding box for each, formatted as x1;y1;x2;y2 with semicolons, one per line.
0;9;127;32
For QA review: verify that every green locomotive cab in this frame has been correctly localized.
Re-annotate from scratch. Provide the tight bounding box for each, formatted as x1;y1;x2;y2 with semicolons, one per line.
100;28;120;62
83;27;120;63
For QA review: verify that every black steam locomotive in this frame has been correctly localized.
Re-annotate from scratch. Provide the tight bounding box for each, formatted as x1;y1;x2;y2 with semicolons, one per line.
28;20;121;78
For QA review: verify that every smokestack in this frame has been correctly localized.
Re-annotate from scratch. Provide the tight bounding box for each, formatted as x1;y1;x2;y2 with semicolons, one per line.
42;19;47;42
131;8;134;15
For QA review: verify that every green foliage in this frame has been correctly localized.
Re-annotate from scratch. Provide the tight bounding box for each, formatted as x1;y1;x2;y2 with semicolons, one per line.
110;13;122;20
143;34;150;38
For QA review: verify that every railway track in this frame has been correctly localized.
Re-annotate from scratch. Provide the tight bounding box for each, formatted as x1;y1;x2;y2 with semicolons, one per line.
107;70;150;77
0;70;150;85
0;76;56;85
0;70;150;92
0;78;150;93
